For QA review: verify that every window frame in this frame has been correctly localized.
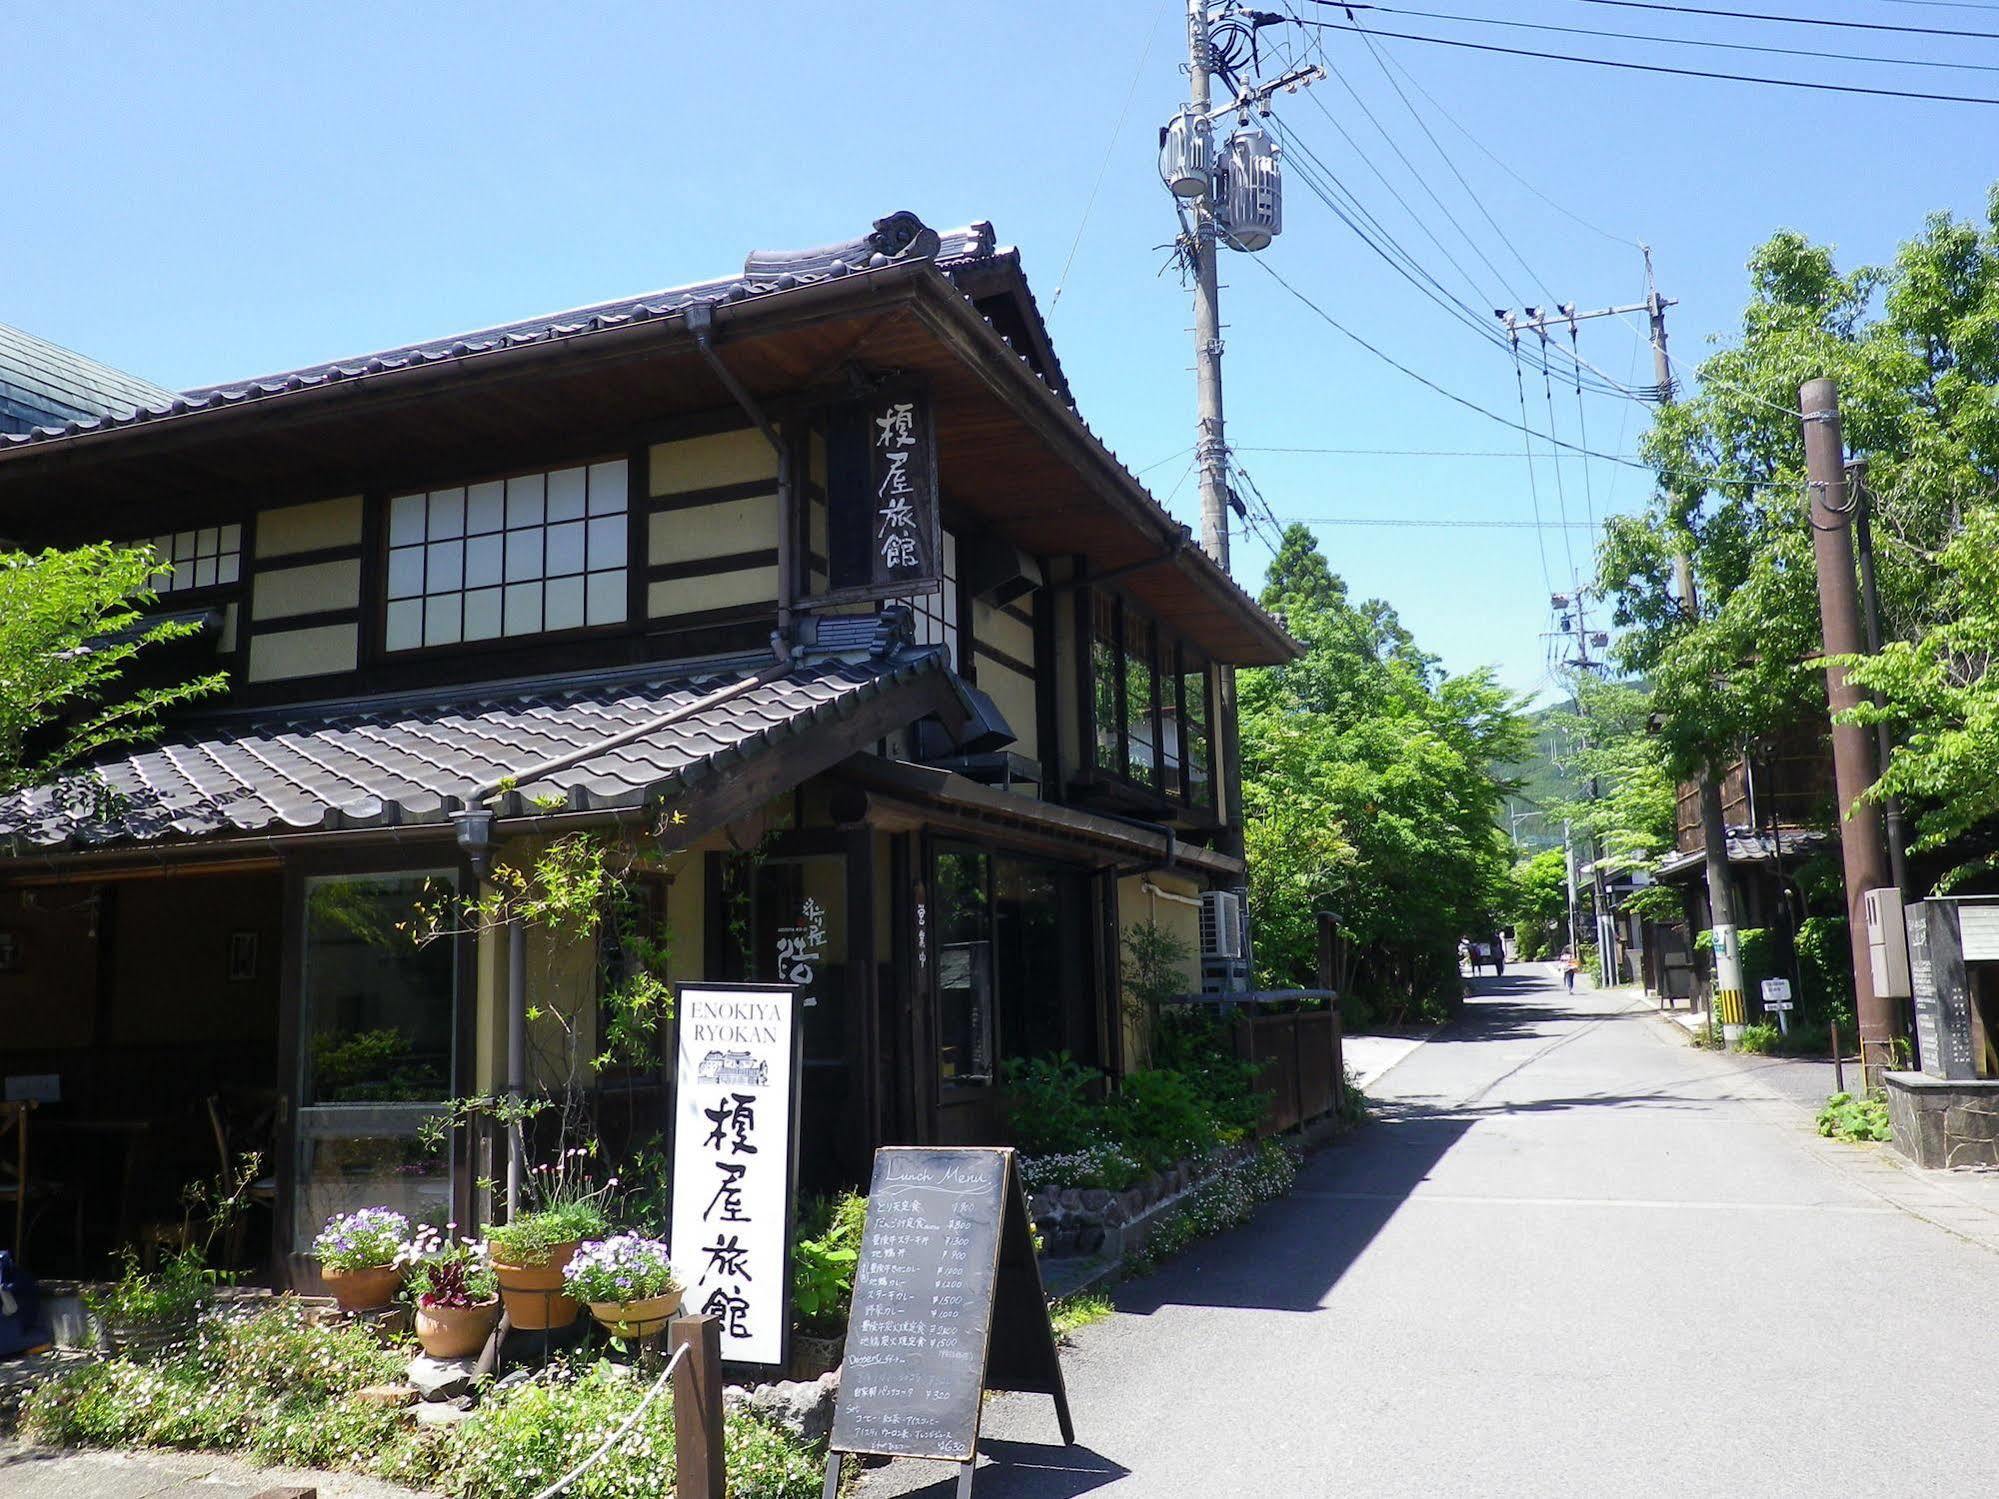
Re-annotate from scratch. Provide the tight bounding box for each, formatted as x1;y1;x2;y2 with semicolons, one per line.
371;453;638;662
1084;589;1211;812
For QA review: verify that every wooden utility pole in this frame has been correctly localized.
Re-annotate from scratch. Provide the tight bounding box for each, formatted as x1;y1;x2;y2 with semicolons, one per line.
1798;378;1897;1083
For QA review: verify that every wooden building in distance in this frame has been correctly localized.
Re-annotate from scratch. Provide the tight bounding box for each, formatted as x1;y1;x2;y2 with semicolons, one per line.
0;213;1297;1285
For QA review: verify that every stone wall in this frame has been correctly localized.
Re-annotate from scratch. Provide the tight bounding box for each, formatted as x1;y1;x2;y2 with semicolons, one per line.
1884;1071;1999;1169
1029;1145;1257;1262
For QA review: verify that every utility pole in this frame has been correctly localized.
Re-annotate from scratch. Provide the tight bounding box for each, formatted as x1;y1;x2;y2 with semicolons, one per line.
1165;6;1320;865
1187;0;1228;571
1848;459;1911;896
1643;257;1748;1045
1800;378;1897;1084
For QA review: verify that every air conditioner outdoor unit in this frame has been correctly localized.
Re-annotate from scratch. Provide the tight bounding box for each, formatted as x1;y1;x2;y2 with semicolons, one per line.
1200;890;1243;960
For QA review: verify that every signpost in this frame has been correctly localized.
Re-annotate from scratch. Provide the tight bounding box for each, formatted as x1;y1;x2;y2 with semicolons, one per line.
1760;977;1794;1036
669;983;801;1372
824;1147;1072;1498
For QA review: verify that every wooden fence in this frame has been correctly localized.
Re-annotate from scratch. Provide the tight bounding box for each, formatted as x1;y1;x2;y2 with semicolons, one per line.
1231;1008;1343;1136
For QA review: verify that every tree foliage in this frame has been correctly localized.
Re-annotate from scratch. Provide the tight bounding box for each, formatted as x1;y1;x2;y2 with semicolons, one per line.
1603;187;1999;891
1601;198;1999;782
1242;526;1526;1014
0;542;226;797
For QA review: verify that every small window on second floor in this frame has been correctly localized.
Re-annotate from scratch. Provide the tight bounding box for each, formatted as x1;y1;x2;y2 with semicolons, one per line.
385;460;628;652
145;525;242;594
899;528;960;668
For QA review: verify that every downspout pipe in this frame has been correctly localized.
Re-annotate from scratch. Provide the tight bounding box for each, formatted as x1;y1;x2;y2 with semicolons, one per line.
687;301;795;661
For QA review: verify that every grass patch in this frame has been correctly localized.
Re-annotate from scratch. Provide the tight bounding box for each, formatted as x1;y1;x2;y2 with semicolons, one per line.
1047;1291;1114;1344
1816;1090;1892;1144
22;1300;823;1498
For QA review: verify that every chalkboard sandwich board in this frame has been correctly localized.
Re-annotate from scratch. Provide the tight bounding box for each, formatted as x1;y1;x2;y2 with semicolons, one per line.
823;1146;1073;1498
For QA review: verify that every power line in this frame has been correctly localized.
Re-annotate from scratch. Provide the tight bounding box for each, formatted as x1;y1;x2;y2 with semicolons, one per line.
1344;13;1561;302
1341;3;1999;72
1364;38;1642;248
1574;0;1999;42
1289;516;1601;529
1049;0;1170;313
1243;254;1797;493
1295;16;1999;104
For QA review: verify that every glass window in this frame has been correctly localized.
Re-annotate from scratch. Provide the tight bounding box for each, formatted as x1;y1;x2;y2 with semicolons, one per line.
1092;592;1121;776
1181;661;1212;807
994;857;1094;1064
385;460;627;651
897;528;959;668
296;873;456;1247
934;846;994;1086
143;524;242;594
1124;616;1158;789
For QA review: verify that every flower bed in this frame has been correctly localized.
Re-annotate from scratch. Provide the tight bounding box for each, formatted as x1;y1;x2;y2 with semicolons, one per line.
19;1299;823;1499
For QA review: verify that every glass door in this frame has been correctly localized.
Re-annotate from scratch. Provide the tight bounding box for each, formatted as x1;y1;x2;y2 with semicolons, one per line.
294;872;457;1250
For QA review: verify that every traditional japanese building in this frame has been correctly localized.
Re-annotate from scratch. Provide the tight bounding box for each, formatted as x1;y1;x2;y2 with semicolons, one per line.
0;213;1297;1286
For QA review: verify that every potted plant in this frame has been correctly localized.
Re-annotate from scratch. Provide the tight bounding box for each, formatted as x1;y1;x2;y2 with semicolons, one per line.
85;1248;211;1362
789;1190;864;1378
313;1207;410;1312
487;1197;608;1332
402;1226;500;1358
564;1233;681;1341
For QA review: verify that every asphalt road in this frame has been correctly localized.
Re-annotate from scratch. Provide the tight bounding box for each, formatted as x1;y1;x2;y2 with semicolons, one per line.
861;964;1999;1498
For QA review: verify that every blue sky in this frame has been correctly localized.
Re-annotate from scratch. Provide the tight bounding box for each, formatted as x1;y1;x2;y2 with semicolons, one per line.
7;1;1993;702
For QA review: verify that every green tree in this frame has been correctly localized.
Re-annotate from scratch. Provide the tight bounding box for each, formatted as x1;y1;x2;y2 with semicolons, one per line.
0;543;226;796
1242;526;1526;1017
1505;848;1569;960
1603;188;1999;894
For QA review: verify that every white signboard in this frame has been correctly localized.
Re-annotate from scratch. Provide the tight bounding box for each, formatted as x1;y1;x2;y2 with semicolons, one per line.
670;983;799;1369
1958;902;1999;961
1761;977;1792;1009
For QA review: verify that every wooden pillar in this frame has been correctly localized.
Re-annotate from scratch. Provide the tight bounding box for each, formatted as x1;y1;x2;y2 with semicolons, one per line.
670;1313;725;1499
846;826;879;1169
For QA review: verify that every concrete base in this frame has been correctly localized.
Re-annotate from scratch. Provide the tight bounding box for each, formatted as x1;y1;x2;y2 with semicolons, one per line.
1882;1071;1999;1170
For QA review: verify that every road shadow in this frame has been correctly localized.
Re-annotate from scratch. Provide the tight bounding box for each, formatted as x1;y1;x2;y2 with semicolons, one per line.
1114;988;1727;1318
872;1440;1129;1498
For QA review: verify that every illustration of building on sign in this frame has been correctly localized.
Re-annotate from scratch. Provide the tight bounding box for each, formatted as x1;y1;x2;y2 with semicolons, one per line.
698;1050;768;1087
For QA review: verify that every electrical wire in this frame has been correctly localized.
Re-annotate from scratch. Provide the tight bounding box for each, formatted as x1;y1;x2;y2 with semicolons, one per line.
1343;12;1564;302
1363;38;1642;249
1509;334;1560;593
1294;16;1999;104
1268;116;1642;396
1339;3;1999;73
1244;252;1796;493
1279;3;1530;306
1537;344;1581;579
1574;0;1999;42
1049;0;1170;314
1287;516;1600;528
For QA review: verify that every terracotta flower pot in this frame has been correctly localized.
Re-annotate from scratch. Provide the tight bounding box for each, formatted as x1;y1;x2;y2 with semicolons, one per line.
491;1240;581;1331
321;1262;403;1313
586;1288;681;1341
415;1297;501;1359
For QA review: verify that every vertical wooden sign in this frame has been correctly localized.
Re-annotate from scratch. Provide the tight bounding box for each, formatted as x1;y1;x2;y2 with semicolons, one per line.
669;982;802;1371
823;1146;1072;1497
816;381;942;606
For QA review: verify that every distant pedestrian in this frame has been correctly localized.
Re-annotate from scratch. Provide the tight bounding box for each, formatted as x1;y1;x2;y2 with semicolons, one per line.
1469;942;1486;976
1489;935;1506;978
1561;950;1579;992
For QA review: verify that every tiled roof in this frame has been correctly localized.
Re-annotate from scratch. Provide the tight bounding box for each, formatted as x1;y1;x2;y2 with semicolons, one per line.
0;216;1000;450
0;321;176;437
0;648;956;854
1655;827;1832;880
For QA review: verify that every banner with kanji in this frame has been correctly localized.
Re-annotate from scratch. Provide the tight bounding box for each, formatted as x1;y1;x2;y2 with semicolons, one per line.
669;983;800;1368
